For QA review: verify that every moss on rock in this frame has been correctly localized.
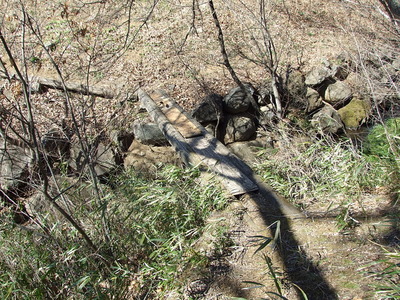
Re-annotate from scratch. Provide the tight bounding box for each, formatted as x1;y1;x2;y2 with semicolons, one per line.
338;98;371;129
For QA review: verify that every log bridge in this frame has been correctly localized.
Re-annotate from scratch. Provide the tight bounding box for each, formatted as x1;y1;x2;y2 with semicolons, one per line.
137;88;259;196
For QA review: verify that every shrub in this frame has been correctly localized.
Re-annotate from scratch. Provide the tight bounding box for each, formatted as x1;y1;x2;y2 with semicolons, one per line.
0;165;228;299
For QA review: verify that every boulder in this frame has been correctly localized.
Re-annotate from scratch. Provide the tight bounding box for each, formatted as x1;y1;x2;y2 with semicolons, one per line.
259;105;276;125
25;188;74;223
69;142;122;176
338;98;371;130
286;70;308;109
25;176;90;224
224;115;256;143
311;105;344;134
305;56;352;86
257;82;273;105
133;123;168;146
124;140;179;173
332;53;352;80
0;140;31;191
69;144;86;174
191;93;223;124
324;81;352;105
305;64;337;86
306;88;323;112
93;142;122;176
223;84;256;114
345;72;364;90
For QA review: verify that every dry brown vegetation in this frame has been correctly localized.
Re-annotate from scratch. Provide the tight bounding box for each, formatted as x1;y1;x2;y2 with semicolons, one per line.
1;0;399;299
2;0;397;110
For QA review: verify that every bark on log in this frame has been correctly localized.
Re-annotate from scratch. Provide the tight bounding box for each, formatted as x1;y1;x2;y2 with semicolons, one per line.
137;88;196;166
138;88;258;195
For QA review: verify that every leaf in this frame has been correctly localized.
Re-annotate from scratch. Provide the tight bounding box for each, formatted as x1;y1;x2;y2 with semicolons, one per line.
264;291;289;299
292;283;309;300
76;275;91;290
264;255;283;296
241;280;265;290
252;236;273;255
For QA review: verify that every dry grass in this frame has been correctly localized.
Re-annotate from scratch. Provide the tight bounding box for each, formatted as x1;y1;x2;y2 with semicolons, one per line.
2;0;396;117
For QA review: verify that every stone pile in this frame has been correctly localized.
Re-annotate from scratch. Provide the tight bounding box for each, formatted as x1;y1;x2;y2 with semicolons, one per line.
301;54;398;133
191;84;258;144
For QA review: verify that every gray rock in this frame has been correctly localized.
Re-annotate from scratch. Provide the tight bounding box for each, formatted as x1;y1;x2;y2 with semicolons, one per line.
191;94;223;123
258;83;273;105
332;53;352;80
25;176;90;223
133;123;167;146
25;189;75;223
69;142;121;176
0;140;31;191
260;105;276;125
223;84;256;114
69;144;86;173
345;72;364;90
305;65;337;86
306;88;323;112
325;81;352;105
224;115;256;143
93;143;121;176
311;104;344;134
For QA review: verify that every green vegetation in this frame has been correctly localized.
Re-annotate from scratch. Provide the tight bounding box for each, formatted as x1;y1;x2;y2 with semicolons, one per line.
255;119;399;221
364;118;400;163
255;137;391;205
0;165;228;299
373;250;400;299
254;119;399;297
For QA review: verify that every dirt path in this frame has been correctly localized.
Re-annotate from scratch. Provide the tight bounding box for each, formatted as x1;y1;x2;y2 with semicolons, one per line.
187;143;392;300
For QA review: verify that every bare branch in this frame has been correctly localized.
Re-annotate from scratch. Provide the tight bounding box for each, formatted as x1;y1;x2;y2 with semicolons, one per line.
208;0;260;114
0;56;11;82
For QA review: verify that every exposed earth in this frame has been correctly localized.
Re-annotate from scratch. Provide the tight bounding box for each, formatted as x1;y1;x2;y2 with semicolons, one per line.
128;139;396;299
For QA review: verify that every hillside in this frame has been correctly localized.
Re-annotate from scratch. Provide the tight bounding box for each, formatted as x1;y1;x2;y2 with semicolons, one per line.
0;0;399;299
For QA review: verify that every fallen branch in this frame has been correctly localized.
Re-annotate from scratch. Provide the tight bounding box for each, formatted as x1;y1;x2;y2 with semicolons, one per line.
1;72;138;100
30;76;115;99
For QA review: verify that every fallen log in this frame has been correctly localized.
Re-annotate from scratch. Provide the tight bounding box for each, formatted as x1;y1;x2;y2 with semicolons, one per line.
0;72;137;100
138;88;258;196
137;88;196;166
31;76;115;99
